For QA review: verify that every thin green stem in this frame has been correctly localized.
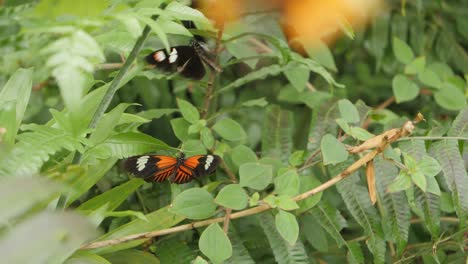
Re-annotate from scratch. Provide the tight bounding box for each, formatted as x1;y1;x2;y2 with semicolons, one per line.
87;5;167;131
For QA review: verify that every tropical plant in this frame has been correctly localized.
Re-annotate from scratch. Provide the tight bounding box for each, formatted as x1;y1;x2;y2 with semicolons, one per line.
0;0;466;263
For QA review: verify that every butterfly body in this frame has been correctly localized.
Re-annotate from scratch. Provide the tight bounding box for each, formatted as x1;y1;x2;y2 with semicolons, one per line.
125;153;221;184
146;40;220;80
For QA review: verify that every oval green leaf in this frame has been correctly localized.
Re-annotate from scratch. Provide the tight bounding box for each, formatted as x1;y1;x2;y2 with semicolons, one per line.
170;188;216;220
275;210;299;245
215;184;248;210
177;98;200;124
213;118;247;141
199;223;233;264
392;74;420;103
239;162;273;190
321;134;348;165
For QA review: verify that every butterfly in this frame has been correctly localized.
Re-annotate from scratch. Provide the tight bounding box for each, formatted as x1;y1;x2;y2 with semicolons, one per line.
124;153;221;184
145;39;221;80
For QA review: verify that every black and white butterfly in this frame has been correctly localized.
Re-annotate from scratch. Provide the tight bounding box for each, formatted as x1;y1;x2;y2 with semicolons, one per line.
145;40;221;80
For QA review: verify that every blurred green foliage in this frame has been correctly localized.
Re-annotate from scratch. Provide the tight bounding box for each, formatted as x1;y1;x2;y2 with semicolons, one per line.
0;0;467;263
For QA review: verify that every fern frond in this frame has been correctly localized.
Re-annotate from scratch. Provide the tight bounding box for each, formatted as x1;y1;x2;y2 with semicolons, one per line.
310;203;364;263
225;225;255;264
430;140;468;218
447;107;468;137
261;105;294;164
374;158;410;256
258;212;310;264
400;140;441;237
0;125;84;177
332;163;385;263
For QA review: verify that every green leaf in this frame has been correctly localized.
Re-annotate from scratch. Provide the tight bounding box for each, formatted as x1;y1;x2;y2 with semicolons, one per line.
0;125;85;177
213;118;247;141
215;184;248;210
171;118;192;141
158;18;192;36
65;251;110;264
91;207;184;254
82;132;169;164
388;171;412;192
242;97;269;107
300;214;328;252
404;56;426;75
418;156;441;177
392;74;420;103
0;101;17;145
133;13;170;52
426;177;441;196
177;98;200;124
103;250;160;264
0;68;33;140
276;195;300;211
239;162;273;190
258;213;309;264
349;127;374;141
275;210;299;245
89;103;134;144
77;178;144;212
305;41;337;71
374;158;409;256
199;224;233;264
297;175;322;213
165;2;211;26
417;68;442;88
448;108;468;137
411;170;427;192
393;37;414;64
231;145;258;167
321;134;348;165
262;105;294;163
249;192;260;207
274;170;300;196
182;139;207;156
193;256;209;264
288;151;305;167
170;188;216;220
0;177;60;222
200;127;215;149
430;140;468;217
434;83;466;111
338;99;360;123
284;63;310;92
0;212;97;264
188;119;206;134
42;30;104;114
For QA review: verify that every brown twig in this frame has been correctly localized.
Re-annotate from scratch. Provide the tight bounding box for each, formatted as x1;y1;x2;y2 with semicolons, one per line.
220;160;238;183
223;208;232;233
79;117;420;250
201;24;225;118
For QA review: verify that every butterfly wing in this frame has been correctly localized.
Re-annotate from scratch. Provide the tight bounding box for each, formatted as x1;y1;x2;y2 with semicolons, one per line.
172;155;221;184
146;46;206;80
124;155;177;182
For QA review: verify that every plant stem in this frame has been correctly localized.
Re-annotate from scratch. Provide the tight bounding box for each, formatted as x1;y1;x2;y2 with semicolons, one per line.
87;5;166;130
201;23;225;119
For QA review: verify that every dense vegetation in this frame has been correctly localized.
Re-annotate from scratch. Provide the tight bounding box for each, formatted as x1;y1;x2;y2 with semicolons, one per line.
0;0;467;263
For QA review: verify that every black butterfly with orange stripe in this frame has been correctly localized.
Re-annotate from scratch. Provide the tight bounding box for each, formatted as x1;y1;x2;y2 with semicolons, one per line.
124;153;221;184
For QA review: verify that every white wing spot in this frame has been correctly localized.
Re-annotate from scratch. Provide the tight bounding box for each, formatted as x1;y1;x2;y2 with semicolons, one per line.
168;48;178;63
204;155;214;170
136;155;150;171
154;51;166;62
